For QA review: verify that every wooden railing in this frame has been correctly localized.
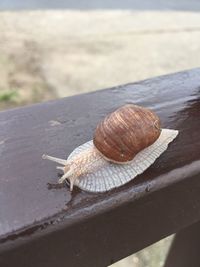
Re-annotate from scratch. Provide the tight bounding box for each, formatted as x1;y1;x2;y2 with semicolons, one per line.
0;69;200;267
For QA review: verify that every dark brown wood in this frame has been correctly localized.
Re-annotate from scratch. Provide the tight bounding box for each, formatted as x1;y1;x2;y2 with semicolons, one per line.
0;68;200;267
164;221;200;267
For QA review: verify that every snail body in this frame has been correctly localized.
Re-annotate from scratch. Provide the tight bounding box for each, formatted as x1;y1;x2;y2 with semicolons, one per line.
43;104;178;192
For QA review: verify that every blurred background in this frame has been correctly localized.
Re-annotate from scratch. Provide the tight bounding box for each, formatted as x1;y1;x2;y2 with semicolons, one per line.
0;0;200;266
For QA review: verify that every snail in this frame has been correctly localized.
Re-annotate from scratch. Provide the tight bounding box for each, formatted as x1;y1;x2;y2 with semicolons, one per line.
42;104;178;192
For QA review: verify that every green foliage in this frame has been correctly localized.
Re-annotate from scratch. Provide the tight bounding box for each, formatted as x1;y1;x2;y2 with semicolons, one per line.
0;90;18;102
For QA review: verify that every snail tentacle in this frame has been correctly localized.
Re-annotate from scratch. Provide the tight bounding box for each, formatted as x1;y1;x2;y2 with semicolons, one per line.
42;147;106;190
42;154;67;165
43;105;179;192
56;166;65;172
58;168;74;184
69;176;77;191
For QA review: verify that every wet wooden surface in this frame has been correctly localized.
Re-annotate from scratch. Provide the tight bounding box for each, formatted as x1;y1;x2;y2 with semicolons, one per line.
0;69;200;266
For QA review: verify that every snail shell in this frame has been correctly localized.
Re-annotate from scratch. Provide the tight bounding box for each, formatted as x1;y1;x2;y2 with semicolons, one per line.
94;104;161;162
42;104;178;192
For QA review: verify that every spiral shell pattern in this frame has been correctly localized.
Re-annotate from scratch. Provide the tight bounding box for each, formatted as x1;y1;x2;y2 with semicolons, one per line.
93;104;161;162
68;129;178;192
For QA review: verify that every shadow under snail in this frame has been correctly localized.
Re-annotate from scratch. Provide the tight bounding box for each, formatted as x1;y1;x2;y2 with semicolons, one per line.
42;104;178;192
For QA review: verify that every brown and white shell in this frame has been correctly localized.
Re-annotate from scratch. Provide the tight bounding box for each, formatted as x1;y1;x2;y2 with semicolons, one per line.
93;104;161;162
42;104;179;192
68;128;178;192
